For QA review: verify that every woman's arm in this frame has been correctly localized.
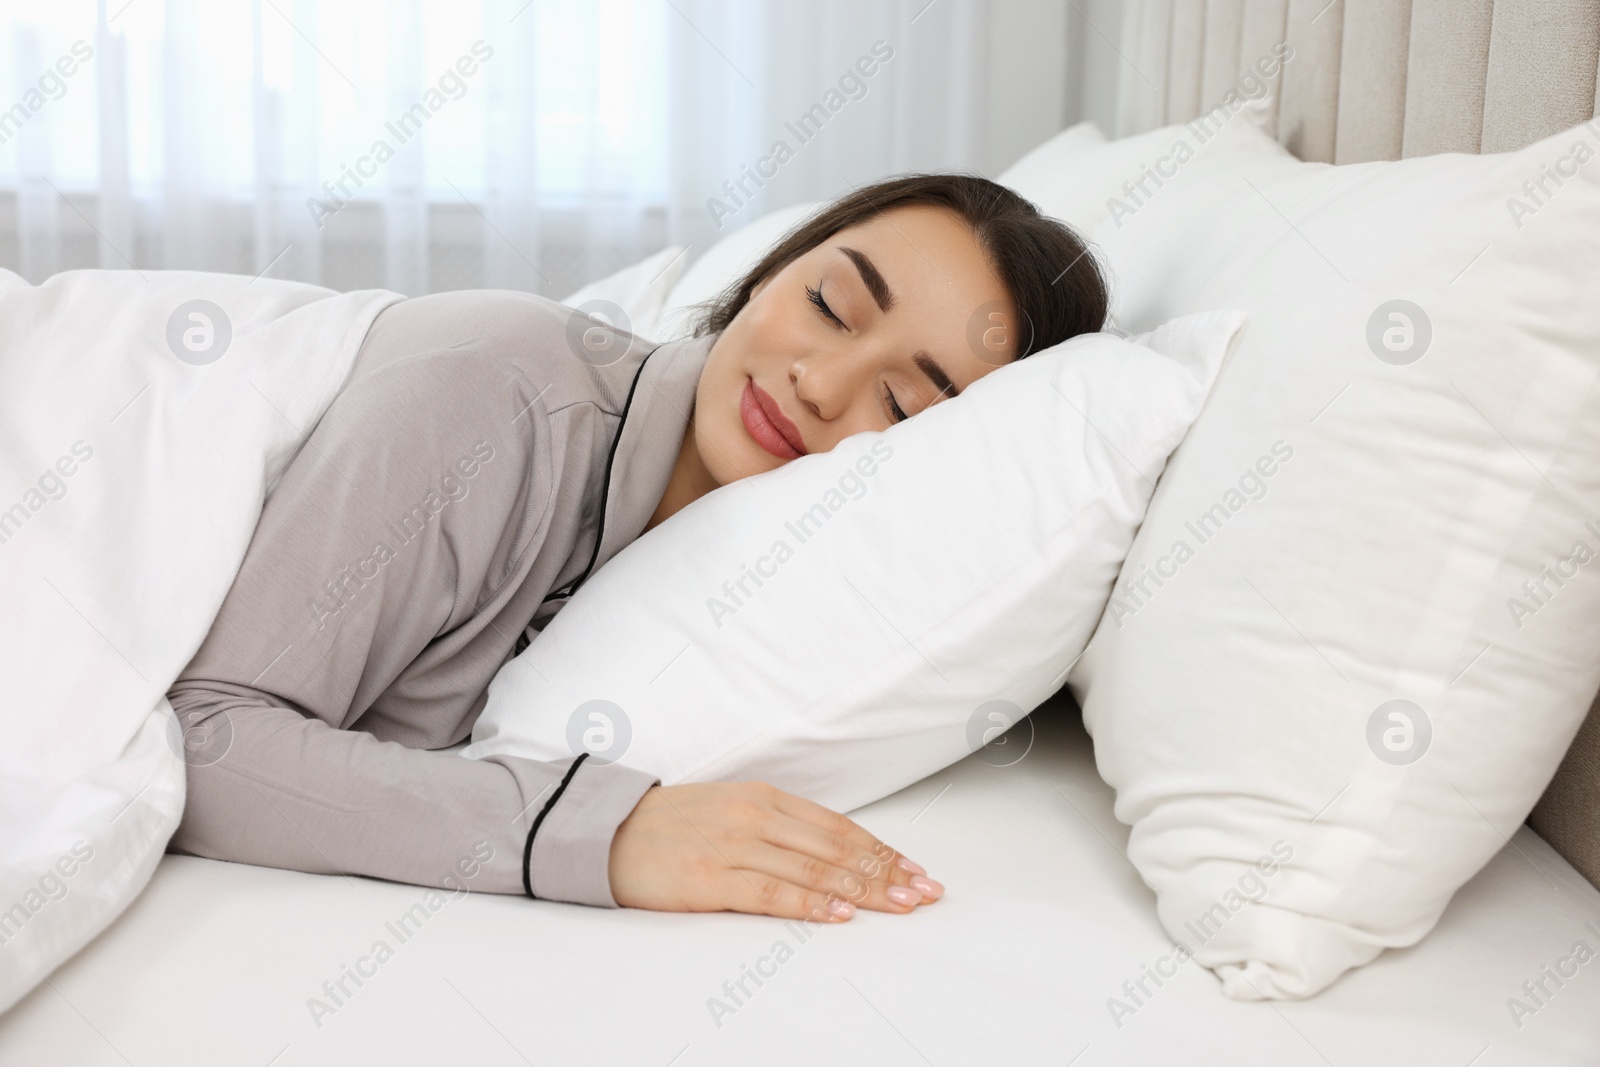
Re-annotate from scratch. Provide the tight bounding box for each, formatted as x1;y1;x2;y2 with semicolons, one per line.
170;687;654;901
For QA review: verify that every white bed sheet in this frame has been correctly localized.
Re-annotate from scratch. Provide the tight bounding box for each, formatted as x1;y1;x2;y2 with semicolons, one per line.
2;690;1597;1066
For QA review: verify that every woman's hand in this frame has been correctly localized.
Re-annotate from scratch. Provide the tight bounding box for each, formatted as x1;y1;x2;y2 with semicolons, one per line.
609;782;943;921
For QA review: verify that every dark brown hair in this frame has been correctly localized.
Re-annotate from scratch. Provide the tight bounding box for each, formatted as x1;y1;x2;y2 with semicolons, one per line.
690;172;1108;358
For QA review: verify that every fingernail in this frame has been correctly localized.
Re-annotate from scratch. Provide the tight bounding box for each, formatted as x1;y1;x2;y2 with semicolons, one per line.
909;875;943;899
896;855;926;876
827;897;855;918
886;885;923;906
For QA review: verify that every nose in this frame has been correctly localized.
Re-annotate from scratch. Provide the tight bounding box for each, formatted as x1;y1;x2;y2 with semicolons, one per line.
790;340;869;424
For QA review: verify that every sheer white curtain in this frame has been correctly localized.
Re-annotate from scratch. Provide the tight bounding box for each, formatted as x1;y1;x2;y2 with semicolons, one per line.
0;0;1067;298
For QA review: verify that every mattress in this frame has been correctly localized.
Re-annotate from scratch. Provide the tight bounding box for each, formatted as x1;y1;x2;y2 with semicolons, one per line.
3;689;1597;1066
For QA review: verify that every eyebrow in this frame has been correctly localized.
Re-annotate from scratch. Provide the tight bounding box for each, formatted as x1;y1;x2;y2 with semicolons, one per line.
913;351;959;399
839;246;894;312
838;246;961;400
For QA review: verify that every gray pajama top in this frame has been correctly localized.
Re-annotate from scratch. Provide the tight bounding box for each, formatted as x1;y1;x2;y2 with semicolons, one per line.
166;290;715;906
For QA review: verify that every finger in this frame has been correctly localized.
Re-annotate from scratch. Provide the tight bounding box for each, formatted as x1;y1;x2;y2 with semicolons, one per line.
765;790;922;883
740;841;921;914
757;812;925;904
721;869;855;923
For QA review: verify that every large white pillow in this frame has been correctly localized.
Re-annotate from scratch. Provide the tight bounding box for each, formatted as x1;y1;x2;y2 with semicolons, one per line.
560;244;691;342
1070;117;1600;1000
653;201;824;341
465;311;1245;812
996;98;1287;236
647;97;1278;344
993;119;1107;219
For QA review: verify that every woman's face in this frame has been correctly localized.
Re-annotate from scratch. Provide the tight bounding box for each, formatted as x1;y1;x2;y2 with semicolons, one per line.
692;204;1020;485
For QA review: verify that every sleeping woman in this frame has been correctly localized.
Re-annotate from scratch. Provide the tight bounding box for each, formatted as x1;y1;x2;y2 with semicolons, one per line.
167;173;1108;923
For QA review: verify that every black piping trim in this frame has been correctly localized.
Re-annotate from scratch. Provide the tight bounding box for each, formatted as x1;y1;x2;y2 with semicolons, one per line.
537;342;665;608
522;752;591;899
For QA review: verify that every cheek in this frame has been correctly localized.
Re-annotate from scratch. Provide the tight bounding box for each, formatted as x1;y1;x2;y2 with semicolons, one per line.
700;336;746;422
737;281;805;349
692;352;743;475
694;346;782;485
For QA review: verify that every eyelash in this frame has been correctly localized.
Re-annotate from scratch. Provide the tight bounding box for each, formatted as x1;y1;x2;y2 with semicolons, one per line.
806;282;908;424
805;283;844;328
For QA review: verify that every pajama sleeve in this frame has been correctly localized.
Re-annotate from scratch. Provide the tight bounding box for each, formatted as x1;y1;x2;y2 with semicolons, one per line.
166;341;659;905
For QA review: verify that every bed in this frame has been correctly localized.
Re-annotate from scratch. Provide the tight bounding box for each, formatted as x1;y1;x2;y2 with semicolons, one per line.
3;689;1598;1065
4;2;1599;1062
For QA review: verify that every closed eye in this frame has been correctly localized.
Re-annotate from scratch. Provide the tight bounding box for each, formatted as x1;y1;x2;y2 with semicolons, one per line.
806;284;845;329
807;280;906;423
883;383;908;422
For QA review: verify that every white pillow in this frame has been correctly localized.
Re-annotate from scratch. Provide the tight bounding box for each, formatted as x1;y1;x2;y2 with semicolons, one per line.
653;201;824;341
465;311;1245;812
646;98;1279;343
646;101;1273;345
1070;117;1600;1000
560;244;691;342
996;99;1286;236
995;119;1107;229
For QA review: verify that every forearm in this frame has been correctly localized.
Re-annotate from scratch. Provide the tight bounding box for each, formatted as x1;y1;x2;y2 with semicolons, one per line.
168;685;658;904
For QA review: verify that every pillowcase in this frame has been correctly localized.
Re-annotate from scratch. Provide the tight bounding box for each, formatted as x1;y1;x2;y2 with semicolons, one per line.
646;95;1279;343
465;311;1245;813
653;200;823;341
1069;116;1600;1000
996;99;1286;236
995;119;1107;231
560;244;691;342
647;99;1278;344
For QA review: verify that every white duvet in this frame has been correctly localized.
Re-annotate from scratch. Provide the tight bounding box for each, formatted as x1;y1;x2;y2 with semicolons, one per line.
0;268;399;1013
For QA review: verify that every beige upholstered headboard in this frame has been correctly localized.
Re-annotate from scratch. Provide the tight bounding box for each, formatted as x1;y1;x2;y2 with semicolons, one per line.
1109;0;1600;890
1113;0;1600;155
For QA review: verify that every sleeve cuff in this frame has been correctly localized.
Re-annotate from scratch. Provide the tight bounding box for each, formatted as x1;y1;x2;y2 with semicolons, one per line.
525;757;660;907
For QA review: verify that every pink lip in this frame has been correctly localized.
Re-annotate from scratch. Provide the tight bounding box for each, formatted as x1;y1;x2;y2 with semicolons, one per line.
741;378;807;459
